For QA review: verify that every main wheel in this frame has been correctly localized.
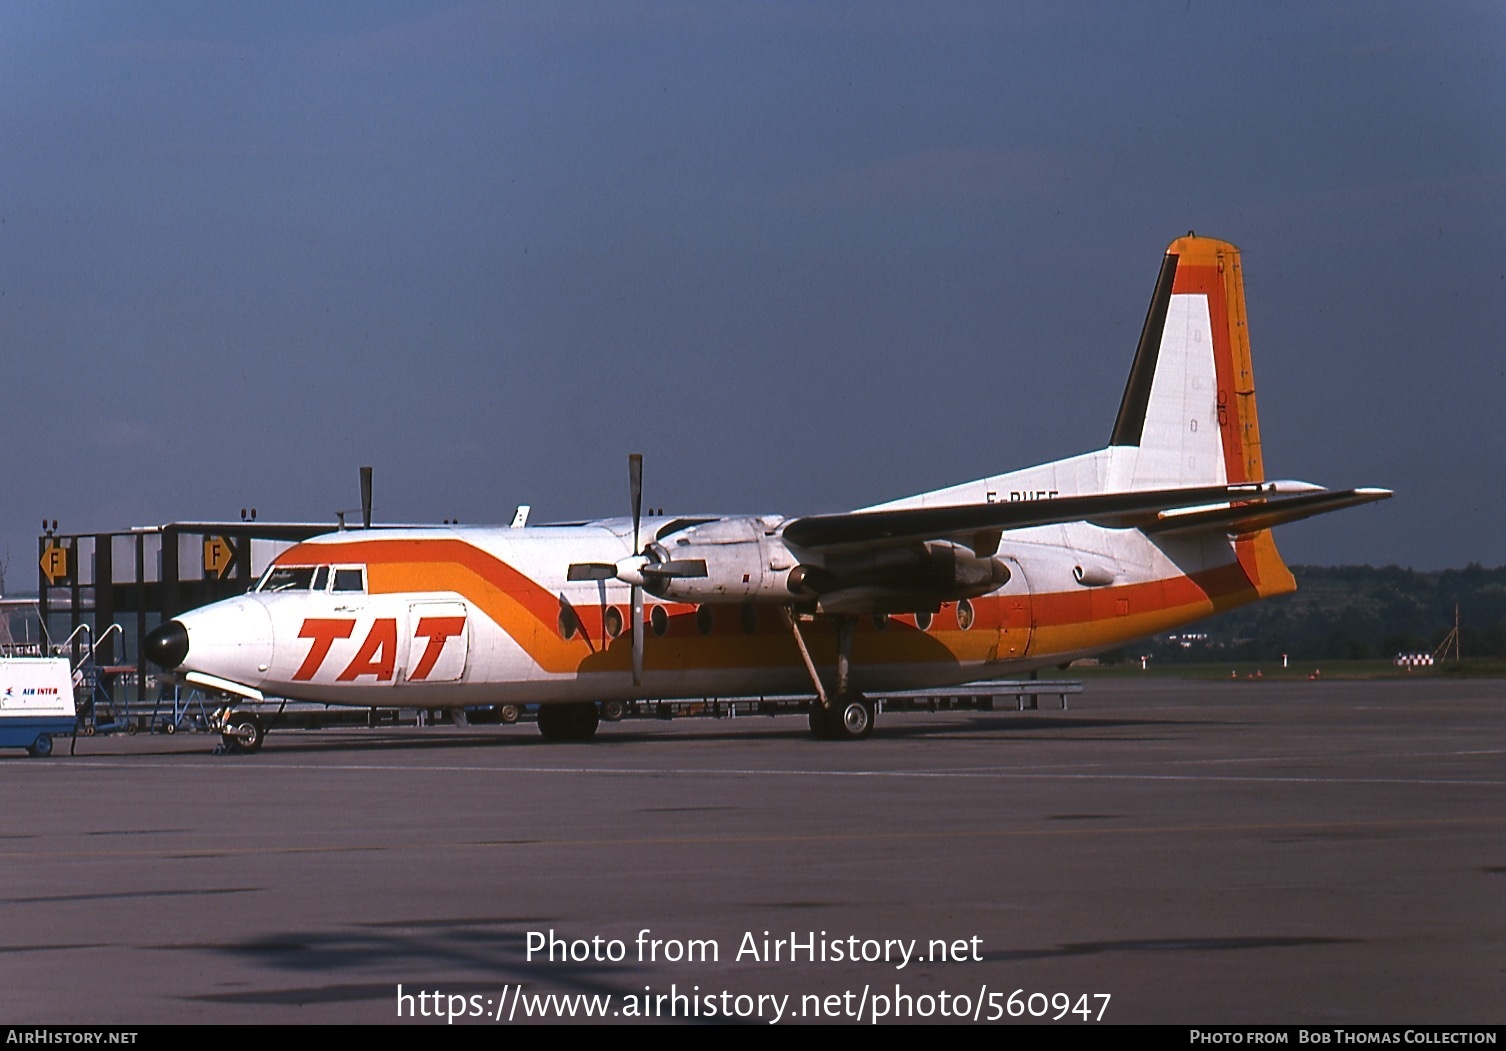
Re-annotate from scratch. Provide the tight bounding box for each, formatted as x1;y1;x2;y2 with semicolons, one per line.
28;733;53;758
498;703;521;725
536;705;559;738
222;713;264;753
600;699;626;722
536;702;599;742
808;702;834;740
830;695;874;741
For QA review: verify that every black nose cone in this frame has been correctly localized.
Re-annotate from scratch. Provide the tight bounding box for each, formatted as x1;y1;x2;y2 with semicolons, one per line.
144;620;189;670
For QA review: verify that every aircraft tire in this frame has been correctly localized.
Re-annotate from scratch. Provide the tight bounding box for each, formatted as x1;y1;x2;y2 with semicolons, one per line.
28;733;53;758
222;714;264;753
808;703;834;740
600;699;626;722
570;703;601;739
830;695;874;741
498;704;521;725
537;702;599;742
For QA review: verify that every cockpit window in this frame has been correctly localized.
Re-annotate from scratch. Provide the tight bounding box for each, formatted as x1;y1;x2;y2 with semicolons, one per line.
256;564;364;593
259;566;317;592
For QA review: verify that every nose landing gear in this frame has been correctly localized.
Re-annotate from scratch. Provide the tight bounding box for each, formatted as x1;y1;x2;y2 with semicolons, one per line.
212;710;265;754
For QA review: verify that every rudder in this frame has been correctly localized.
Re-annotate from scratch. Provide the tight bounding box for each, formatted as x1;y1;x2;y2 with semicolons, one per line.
1108;235;1264;489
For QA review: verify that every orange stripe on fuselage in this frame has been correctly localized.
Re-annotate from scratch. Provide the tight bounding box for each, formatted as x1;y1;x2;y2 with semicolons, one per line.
1025;549;1272;656
274;534;1288;678
275;538;599;673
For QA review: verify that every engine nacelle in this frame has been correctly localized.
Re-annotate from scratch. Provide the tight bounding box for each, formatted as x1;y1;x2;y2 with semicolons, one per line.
642;521;1011;610
791;541;1010;608
640;517;797;602
920;541;1011;593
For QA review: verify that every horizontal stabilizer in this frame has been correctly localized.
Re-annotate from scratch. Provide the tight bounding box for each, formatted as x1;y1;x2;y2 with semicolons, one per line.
1145;488;1392;537
783;481;1322;553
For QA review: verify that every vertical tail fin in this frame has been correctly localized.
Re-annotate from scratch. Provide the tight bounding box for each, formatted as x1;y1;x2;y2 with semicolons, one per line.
1110;235;1294;597
867;236;1282;535
1108;235;1264;489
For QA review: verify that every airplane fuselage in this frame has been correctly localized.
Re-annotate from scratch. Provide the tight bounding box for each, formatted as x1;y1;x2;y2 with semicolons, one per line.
170;511;1286;708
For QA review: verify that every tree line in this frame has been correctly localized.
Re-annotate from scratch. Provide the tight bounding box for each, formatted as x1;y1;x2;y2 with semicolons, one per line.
1142;564;1506;663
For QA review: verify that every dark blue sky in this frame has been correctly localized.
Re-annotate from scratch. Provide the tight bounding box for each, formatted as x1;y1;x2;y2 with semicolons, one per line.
3;2;1502;585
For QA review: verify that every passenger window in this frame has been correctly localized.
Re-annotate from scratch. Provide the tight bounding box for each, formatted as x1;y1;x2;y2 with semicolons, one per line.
332;567;365;593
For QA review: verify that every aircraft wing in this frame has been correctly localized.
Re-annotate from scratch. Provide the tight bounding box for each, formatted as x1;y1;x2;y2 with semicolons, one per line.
781;480;1339;554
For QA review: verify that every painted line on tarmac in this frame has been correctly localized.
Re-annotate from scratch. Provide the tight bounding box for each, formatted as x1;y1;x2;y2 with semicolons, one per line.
1;813;1503;861
36;756;1506;788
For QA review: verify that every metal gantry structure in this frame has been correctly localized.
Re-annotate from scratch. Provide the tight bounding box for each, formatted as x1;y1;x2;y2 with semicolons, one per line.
36;522;327;718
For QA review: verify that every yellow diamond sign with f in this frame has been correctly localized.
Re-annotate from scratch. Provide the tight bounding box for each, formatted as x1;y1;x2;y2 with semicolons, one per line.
203;536;234;579
40;542;69;586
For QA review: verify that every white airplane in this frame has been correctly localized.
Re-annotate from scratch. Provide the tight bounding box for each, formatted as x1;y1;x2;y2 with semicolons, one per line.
144;235;1389;750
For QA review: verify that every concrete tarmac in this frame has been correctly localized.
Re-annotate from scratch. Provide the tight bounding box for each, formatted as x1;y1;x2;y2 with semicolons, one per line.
1;678;1501;1025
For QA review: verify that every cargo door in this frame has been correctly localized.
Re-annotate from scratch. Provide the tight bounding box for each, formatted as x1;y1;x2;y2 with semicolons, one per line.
403;602;469;683
995;556;1033;661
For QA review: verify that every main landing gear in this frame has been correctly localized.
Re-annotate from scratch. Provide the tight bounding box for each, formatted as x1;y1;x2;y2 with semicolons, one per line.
807;693;874;741
536;702;600;742
784;608;876;742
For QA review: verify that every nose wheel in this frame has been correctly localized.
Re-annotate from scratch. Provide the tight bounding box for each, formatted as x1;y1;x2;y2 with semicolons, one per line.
218;712;265;753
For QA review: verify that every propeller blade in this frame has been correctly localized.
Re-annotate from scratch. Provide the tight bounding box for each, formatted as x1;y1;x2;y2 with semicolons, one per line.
631;584;644;688
629;453;643;555
641;559;708;579
360;466;373;529
567;563;618;582
630;453;645;689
